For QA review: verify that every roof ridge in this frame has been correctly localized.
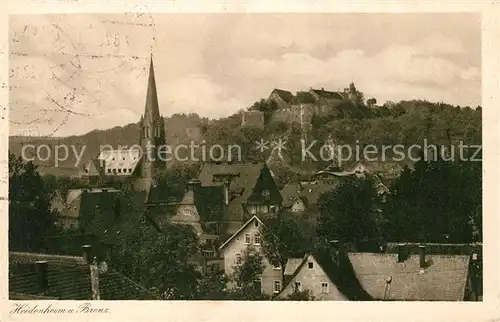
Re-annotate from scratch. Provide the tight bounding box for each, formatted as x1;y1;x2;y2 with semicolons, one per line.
10;252;85;264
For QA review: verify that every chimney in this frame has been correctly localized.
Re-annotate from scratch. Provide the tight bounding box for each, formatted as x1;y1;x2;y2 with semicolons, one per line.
330;239;341;263
297;182;303;193
189;178;201;191
223;179;230;206
397;243;405;262
35;261;49;294
419;245;426;268
82;244;93;264
90;258;100;300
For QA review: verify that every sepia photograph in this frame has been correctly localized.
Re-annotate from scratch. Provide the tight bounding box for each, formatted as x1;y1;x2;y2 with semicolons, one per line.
6;10;487;307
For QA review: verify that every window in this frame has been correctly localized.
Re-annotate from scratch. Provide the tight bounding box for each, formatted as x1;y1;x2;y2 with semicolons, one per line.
294;281;302;292
273;263;281;270
262;190;270;198
254;233;261;245
273;281;281;293
249;206;257;214
235;253;242;266
308;262;314;269
245;233;251;244
254;220;259;228
321;282;329;294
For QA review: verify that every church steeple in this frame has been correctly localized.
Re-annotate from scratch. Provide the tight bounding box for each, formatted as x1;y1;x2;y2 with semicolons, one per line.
144;55;161;123
139;54;166;187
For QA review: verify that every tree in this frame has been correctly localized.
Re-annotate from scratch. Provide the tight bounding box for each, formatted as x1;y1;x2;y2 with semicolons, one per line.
9;152;58;251
384;154;481;243
197;269;229;300
109;201;202;299
260;212;315;282
316;177;381;247
157;163;200;200
228;246;267;300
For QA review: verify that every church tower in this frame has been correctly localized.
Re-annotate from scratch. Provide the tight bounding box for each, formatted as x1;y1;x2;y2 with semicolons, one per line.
139;55;166;187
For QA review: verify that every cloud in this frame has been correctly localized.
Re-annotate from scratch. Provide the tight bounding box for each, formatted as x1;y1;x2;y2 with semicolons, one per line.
9;14;480;136
160;75;243;118
237;35;480;108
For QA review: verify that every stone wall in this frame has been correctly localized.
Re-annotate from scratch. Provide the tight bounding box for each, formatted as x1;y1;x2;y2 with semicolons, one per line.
241;110;265;128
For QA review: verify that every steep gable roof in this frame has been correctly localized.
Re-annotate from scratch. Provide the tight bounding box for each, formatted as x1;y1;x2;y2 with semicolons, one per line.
218;215;264;250
270;89;295;103
197;163;265;200
50;191;67;213
143;56;161;124
347;253;471;301
283;256;307;276
197;162;279;223
310;88;345;100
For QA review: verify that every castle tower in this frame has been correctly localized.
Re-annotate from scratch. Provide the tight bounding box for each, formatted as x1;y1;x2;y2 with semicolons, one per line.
139;55;166;186
348;81;357;102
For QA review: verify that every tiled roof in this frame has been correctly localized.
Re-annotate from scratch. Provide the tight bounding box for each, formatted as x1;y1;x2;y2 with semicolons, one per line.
271;89;295;103
284;257;305;275
10;252;85;265
50;191;67;213
197;162;269;222
310;88;345;100
178;189;195;205
97;149;141;177
280;183;339;209
9;252;159;300
198;163;264;199
293;91;317;104
347;253;470;301
67;188;84;206
145;183;171;204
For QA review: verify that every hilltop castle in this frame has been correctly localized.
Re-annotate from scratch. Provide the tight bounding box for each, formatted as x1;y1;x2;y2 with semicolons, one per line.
241;82;364;130
80;56;166;192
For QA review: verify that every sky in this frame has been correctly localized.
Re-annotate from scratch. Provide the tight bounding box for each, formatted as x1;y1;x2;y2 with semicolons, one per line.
9;13;481;137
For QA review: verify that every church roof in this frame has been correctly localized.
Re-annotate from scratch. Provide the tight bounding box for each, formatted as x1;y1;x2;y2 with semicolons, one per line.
143;56;161;124
97;149;141;176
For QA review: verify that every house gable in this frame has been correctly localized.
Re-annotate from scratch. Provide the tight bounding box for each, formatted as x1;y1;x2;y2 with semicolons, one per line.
219;215;281;295
246;164;282;205
290;198;307;212
278;254;347;300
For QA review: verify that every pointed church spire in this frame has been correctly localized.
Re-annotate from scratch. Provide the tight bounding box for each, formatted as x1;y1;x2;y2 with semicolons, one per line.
144;55;160;123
